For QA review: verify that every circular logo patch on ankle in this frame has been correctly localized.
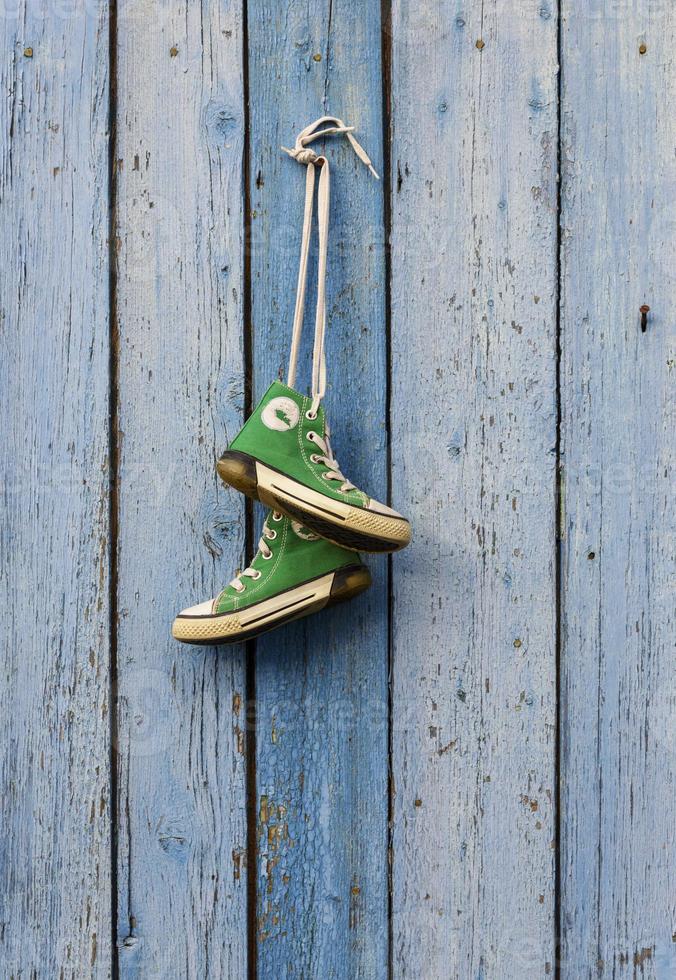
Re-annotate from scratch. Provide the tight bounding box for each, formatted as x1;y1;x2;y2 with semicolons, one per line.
292;522;319;541
262;397;300;432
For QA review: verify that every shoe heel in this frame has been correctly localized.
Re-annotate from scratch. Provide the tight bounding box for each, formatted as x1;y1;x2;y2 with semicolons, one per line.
217;450;259;499
328;564;372;605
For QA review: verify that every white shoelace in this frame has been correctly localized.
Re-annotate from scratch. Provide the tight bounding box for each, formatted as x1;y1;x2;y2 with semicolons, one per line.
282;116;379;418
229;512;283;592
306;425;355;493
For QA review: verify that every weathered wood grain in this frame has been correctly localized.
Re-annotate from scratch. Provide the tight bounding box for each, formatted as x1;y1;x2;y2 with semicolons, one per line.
114;1;248;974
3;2;675;975
0;2;112;975
389;2;559;976
559;3;676;976
247;1;389;974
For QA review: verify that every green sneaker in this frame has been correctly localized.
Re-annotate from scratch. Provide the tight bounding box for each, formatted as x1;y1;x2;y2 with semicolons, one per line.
222;117;411;553
217;381;411;553
172;511;371;645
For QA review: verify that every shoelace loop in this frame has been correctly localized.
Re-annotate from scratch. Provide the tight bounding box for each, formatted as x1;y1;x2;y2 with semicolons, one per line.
283;115;379;416
282;118;379;178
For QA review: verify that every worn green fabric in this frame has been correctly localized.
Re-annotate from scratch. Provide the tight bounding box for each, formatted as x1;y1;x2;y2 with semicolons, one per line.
229;381;370;508
213;512;358;614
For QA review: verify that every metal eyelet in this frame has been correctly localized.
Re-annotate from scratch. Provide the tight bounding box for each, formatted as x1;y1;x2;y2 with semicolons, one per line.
310;453;322;464
267;529;277;540
252;570;262;580
306;431;316;442
305;410;317;420
262;550;273;560
322;472;332;481
272;511;283;522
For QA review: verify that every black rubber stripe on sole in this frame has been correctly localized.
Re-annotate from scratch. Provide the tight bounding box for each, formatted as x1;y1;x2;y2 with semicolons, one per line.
176;566;360;619
242;591;317;627
218;450;408;551
177;604;321;646
269;481;347;520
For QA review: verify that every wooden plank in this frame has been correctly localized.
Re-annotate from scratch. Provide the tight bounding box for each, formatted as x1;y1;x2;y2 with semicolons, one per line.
559;4;676;976
113;1;248;974
247;1;389;974
0;3;112;975
389;3;559;976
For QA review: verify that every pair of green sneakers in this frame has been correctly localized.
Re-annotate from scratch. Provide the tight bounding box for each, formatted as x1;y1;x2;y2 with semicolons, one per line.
173;116;411;644
172;380;411;645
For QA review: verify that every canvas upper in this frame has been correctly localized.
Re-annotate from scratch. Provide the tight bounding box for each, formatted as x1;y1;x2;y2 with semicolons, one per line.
230;380;377;510
178;511;360;617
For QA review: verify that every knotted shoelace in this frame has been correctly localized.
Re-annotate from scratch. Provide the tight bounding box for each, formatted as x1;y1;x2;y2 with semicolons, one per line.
282;116;379;420
231;118;378;595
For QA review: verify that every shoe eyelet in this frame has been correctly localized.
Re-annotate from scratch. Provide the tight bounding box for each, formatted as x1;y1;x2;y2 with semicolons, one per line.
237;583;246;593
310;453;321;464
306;431;316;442
252;570;262;580
267;529;277;540
305;410;317;420
272;511;283;522
322;472;332;481
262;551;273;560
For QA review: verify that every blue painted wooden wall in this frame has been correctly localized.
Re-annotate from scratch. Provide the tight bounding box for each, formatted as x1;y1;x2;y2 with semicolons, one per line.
1;1;674;977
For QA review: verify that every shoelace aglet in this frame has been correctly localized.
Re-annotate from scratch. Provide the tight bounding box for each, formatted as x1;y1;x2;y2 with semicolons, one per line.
368;164;380;180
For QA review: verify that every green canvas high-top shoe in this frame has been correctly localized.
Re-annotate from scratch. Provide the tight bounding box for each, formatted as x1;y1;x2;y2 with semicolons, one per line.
172;511;371;645
218;381;410;553
218;116;411;554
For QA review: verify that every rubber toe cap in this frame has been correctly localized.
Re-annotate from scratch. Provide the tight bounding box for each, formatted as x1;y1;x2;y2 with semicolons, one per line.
366;498;406;519
176;598;215;618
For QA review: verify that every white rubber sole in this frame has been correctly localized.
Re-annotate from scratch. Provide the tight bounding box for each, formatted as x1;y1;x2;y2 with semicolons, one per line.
217;451;411;553
172;564;371;645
